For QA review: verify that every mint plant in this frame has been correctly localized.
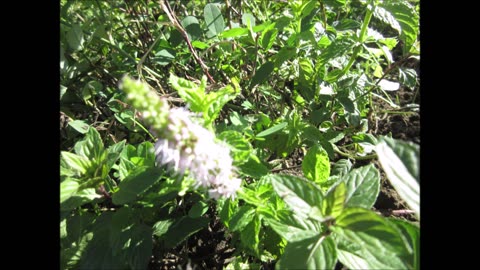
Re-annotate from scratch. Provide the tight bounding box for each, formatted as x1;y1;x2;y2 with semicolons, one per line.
61;0;419;269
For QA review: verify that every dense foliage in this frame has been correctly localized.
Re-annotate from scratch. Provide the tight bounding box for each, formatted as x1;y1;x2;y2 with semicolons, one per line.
60;0;420;269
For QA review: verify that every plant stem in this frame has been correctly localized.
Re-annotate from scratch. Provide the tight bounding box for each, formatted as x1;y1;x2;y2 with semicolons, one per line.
333;146;377;160
338;1;374;78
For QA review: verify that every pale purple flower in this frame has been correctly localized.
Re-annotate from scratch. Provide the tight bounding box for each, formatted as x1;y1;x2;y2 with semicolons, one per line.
153;107;241;200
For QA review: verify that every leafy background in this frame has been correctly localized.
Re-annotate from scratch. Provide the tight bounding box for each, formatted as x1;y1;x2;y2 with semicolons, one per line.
60;0;419;269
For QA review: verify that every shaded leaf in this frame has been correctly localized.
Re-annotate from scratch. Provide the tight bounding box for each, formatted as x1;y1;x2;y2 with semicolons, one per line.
68;120;90;134
112;166;164;205
181;16;202;41
67;23;84;51
163;216;210;249
251;61;274;87
204;3;225;36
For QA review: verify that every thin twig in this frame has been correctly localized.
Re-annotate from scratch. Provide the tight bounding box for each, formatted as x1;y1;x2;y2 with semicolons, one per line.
159;0;215;83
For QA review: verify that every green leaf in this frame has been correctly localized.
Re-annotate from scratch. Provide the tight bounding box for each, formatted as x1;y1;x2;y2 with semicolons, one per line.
229;205;256;231
105;140;126;170
276;235;337;270
169;73;206;113
251;61;274;87
331;159;352;177
274;46;297;68
204;84;239;126
154;48;176;65
302;144;330;184
82;80;103;102
241;215;261;255
319;37;356;65
388;219;420;269
181;16;202;41
242;13;256;28
67;23;84;51
188;201;209;218
112;166;164;205
219;27;248;38
78;212;127;270
375;137;419;217
268;174;323;219
61;188;102;211
343;164;380;209
322;182;345;218
204;3;225;36
218;130;252;165
237;156;269;178
68;120;90;134
109;208;153;270
256;122;287;137
74;127;104;161
264;214;321;243
332;208;414;269
61;151;91;176
323;0;346;7
163;216;210;249
376;1;419;54
398;68;418;89
153;219;175;238
60;178;79;203
260;28;278;50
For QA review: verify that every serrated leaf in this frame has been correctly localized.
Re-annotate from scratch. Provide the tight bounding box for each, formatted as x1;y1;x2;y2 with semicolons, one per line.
163;216;210;249
251;61;274;87
375;138;419;217
67;24;84;51
322;182;345;218
343;164;380;209
376;2;419;54
331;159;352;177
319;37;356;65
68;120;90;134
61;178;80;203
229;205;256;231
268;174;323;219
74;127;104;161
204;3;225;36
398;67;417;89
169;73;205;113
105;140;126;170
332;208;414;269
302;144;330;184
181;16;202;41
61;151;91;176
112;166;164;205
276;235;337;270
264;214;321;243
241;215;261;255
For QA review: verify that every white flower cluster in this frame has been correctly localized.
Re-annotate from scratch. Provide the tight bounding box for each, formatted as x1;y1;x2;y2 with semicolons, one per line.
154;108;241;200
120;76;241;200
